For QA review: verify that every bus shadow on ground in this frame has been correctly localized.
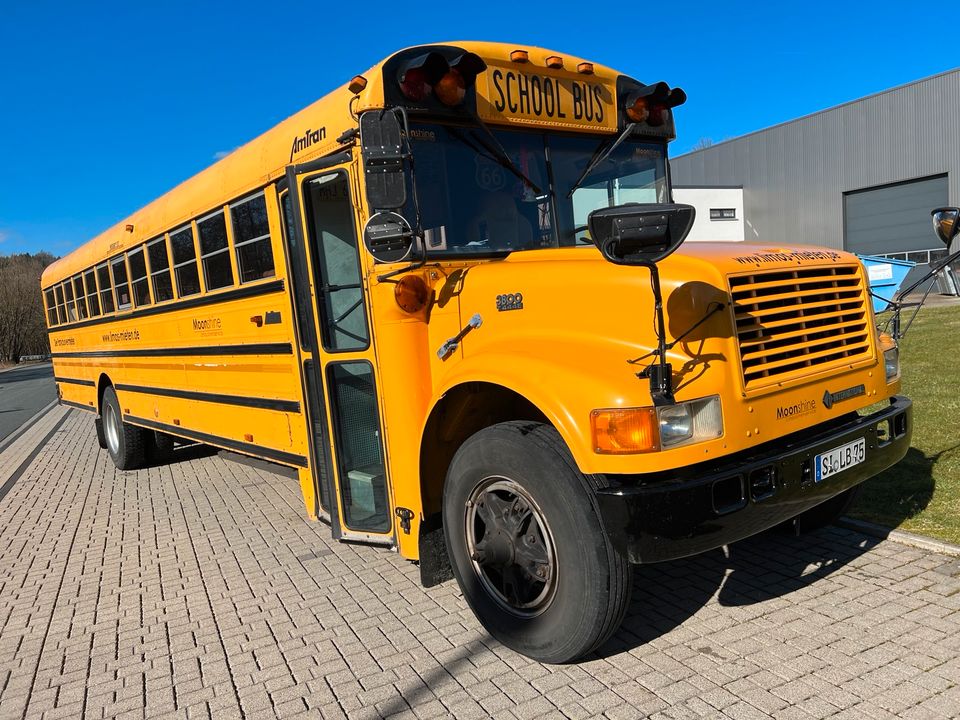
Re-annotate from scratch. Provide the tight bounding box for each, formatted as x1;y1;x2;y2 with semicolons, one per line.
140;441;218;469
596;525;882;658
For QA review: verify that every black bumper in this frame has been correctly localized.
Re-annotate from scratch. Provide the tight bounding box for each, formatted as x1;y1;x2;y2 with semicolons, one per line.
596;396;912;564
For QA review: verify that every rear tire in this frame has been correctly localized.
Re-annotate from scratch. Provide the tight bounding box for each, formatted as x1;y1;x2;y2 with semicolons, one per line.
94;417;108;449
794;486;862;533
101;386;145;470
443;421;631;663
147;431;175;463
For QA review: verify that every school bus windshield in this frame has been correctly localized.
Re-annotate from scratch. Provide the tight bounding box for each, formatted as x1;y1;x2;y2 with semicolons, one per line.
406;123;668;255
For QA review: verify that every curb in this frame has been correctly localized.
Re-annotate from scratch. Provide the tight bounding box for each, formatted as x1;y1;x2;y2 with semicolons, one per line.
837;517;960;558
0;400;58;455
0;361;51;375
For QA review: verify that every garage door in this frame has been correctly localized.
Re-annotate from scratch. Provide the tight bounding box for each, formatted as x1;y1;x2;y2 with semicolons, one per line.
844;174;948;256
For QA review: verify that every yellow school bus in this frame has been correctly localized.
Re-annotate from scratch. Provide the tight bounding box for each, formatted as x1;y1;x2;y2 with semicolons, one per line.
42;41;913;662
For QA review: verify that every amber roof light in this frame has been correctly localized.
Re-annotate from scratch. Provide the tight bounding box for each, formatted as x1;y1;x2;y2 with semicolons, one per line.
510;50;529;63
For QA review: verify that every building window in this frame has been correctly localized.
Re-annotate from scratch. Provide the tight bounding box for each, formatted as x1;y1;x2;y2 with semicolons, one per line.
710;208;736;220
198;210;234;291
171;226;200;297
231;193;276;283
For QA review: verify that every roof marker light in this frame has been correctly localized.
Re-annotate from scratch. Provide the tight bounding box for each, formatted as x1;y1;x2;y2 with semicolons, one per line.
510;50;529;63
577;62;594;75
545;55;564;69
348;75;367;94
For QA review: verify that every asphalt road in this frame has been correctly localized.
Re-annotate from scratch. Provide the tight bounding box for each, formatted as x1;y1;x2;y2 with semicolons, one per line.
0;363;56;443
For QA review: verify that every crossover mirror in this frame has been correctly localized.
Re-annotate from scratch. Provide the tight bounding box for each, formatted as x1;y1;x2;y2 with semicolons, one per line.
363;211;414;263
587;203;695;266
360;111;407;211
932;207;960;247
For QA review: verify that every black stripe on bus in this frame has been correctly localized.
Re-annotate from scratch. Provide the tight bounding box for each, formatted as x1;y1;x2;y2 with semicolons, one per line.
50;342;293;359
59;399;95;413
115;383;301;413
47;279;286;333
123;414;308;468
54;376;96;387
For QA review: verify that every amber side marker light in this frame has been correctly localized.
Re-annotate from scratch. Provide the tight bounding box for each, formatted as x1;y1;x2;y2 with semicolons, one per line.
591;408;659;454
545;55;564;69
510;50;529;63
394;275;430;313
348;75;367;94
577;62;594;75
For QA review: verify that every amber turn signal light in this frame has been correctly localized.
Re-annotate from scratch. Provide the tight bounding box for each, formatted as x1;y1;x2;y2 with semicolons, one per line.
394;275;430;313
590;408;659;454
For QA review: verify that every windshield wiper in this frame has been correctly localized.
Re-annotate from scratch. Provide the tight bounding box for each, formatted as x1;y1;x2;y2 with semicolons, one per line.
566;123;637;198
449;118;543;195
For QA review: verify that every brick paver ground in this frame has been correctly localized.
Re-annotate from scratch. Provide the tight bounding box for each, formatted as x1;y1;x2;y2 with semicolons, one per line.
1;407;959;719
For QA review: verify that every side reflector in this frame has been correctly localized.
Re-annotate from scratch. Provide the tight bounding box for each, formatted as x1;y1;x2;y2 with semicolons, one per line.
591;408;659;454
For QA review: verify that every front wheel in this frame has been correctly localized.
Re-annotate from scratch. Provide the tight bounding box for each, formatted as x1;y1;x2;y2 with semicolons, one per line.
443;422;631;663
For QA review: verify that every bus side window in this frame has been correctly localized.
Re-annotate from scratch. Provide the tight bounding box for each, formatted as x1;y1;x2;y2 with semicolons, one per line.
111;256;131;310
72;275;88;320
128;247;151;307
84;268;100;316
63;278;77;321
198;210;233;291
54;284;66;324
44;289;57;326
96;262;115;314
170;226;200;298
147;237;174;302
231;193;275;283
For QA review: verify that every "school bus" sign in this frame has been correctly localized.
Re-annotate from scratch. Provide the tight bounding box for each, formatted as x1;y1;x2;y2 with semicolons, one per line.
476;64;618;133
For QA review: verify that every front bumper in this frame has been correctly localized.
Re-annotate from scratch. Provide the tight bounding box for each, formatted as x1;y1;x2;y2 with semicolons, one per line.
596;396;912;564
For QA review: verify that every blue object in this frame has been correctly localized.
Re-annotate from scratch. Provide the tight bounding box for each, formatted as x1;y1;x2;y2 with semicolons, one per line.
857;254;915;313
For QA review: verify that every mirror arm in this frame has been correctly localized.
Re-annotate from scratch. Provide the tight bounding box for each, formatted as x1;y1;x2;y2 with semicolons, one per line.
888;246;960;339
634;261;674;405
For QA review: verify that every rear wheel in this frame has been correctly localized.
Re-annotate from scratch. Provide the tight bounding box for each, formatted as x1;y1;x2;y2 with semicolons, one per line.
793;486;862;533
443;421;631;663
101;386;145;470
147;431;176;463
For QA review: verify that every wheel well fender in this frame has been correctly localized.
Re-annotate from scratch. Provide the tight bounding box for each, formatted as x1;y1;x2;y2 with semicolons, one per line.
96;373;113;415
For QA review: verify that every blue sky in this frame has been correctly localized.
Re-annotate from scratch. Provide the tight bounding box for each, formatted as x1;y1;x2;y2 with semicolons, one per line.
2;0;957;257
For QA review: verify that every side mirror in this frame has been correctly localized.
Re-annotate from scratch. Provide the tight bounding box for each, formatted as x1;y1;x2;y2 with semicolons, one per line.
932;207;960;247
360;111;407;211
363;211;414;263
587;203;695;266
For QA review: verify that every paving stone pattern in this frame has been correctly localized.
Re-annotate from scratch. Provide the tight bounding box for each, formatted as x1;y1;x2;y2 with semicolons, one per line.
1;408;959;719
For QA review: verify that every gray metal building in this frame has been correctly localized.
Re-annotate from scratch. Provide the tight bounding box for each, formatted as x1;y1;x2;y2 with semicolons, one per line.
671;67;960;269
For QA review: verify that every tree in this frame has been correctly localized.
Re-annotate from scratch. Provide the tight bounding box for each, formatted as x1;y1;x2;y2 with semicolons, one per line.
0;252;57;363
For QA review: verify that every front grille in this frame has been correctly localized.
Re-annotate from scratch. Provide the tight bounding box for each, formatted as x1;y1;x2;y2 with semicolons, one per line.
730;265;871;391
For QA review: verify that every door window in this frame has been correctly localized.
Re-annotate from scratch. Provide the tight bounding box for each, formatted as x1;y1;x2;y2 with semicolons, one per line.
302;172;369;351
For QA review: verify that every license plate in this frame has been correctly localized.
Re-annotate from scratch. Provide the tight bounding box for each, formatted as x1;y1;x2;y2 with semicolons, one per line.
815;438;866;483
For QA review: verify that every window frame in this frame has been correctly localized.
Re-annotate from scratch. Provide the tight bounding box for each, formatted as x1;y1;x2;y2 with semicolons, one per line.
170;223;202;298
127;246;152;308
83;268;100;317
72;274;88;320
110;254;133;311
146;234;175;304
230;191;276;284
44;288;57;326
197;207;235;292
96;261;115;315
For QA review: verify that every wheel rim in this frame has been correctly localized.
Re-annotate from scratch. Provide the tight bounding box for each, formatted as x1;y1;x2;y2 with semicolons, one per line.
464;477;558;617
104;402;120;456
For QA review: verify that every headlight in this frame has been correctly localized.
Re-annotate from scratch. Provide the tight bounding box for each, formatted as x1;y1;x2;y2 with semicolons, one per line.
657;396;723;448
884;346;900;382
590;396;723;454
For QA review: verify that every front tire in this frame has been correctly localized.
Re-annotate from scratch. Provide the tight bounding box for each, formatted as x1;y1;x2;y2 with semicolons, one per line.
101;386;146;470
443;421;631;663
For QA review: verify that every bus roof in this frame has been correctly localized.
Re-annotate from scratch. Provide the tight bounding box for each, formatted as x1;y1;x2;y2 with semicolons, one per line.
41;41;621;287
